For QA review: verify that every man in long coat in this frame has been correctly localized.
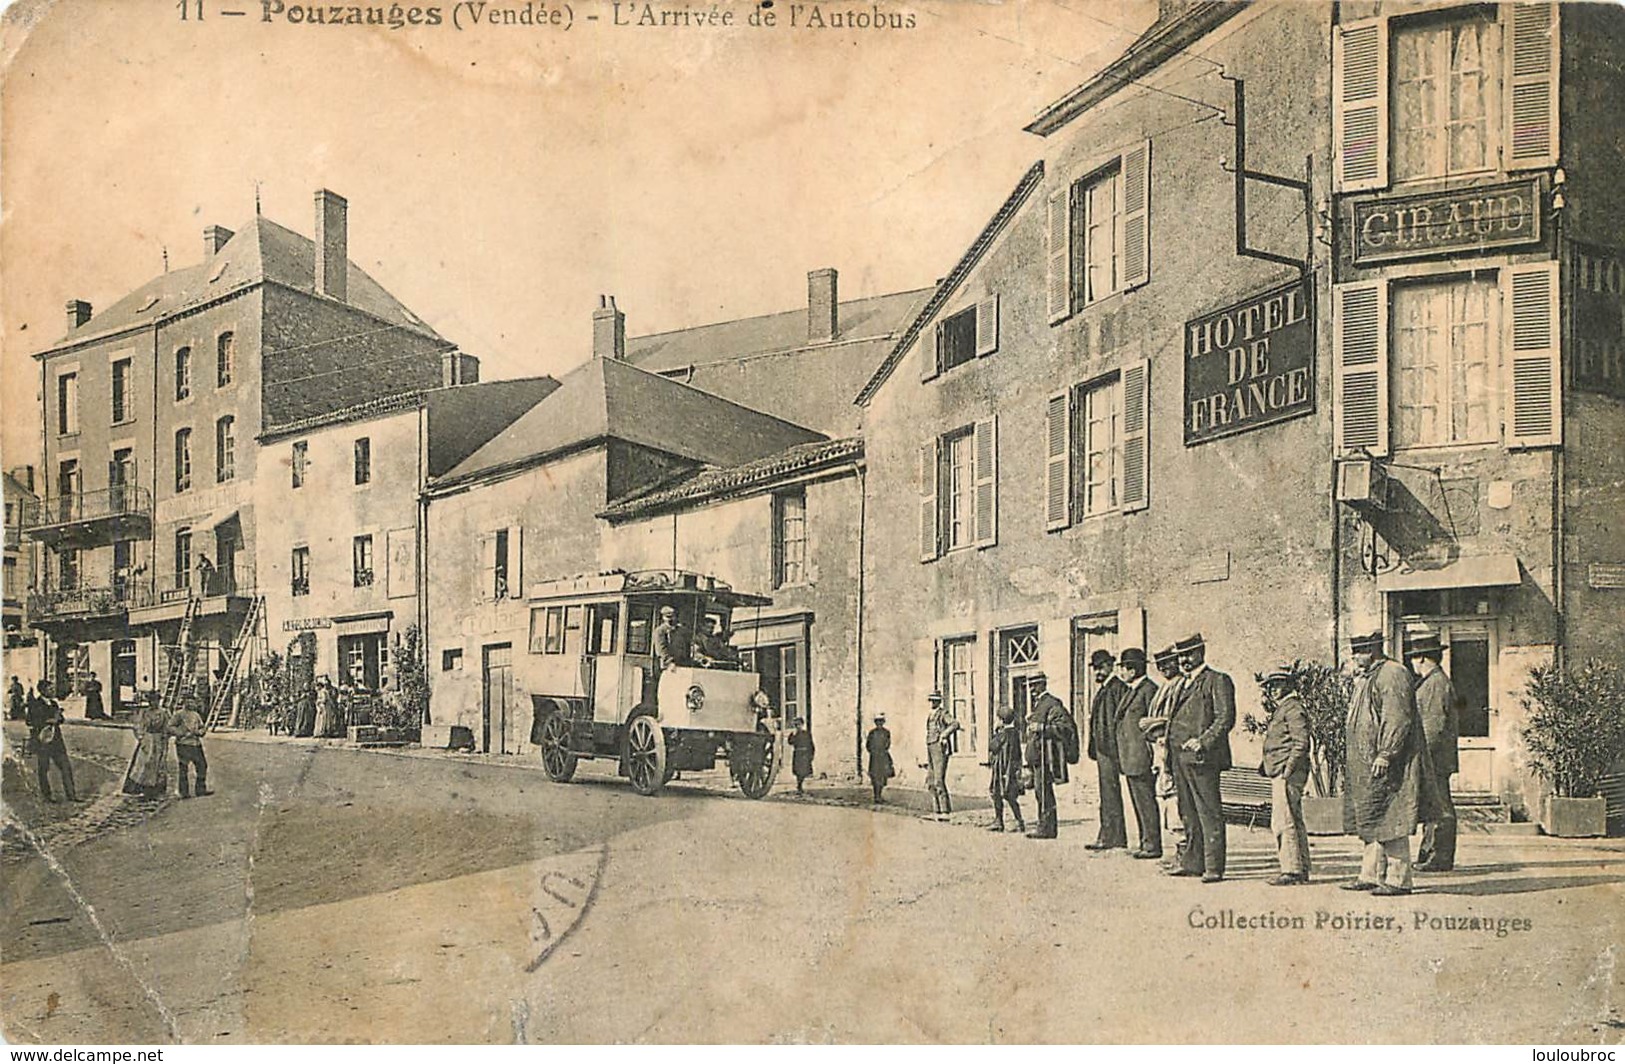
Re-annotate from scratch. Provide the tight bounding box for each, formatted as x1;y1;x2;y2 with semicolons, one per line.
1085;650;1129;851
1025;672;1074;840
1343;631;1441;896
1114;648;1161;860
1260;665;1312;885
1166;634;1235;882
1407;631;1459;872
865;714;894;804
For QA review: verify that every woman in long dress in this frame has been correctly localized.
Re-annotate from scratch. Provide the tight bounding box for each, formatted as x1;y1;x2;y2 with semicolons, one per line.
312;676;338;738
123;698;171;798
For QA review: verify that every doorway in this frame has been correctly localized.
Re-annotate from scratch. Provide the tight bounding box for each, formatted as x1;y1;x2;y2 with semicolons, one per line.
1071;614;1120;732
1399;611;1498;794
996;625;1043;744
339;632;386;692
112;639;138;713
482;643;513;754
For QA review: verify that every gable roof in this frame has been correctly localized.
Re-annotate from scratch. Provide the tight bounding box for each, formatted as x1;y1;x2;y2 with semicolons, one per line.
43;215;443;352
623;287;933;434
1025;1;1245;137
598;437;862;521
434;357;826;488
855;161;1046;407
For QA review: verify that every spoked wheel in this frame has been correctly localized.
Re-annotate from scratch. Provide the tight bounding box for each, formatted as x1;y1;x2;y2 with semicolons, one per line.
624;714;668;797
730;727;781;800
538;712;578;783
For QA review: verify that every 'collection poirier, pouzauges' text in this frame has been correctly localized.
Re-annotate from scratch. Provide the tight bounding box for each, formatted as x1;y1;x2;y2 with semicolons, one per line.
1188;908;1535;937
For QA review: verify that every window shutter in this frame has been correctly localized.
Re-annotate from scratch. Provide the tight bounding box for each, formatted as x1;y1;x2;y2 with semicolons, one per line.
507;526;524;597
921;329;940;383
1505;262;1562;448
1120;140;1151;290
1504;2;1559;170
1334;281;1390;457
1047;186;1073;324
1120;359;1151;512
975;295;999;357
1044;391;1072;531
477;533;497;602
1333;18;1388;192
919;439;940;562
973;417;998;548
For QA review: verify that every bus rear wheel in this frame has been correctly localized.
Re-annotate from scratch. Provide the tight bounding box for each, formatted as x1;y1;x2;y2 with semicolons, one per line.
538;711;578;783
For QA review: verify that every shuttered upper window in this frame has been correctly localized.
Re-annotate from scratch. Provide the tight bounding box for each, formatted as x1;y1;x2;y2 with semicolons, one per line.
1392;7;1501;183
922;295;1000;381
1335;4;1558;191
1048;141;1151;323
919;418;998;560
1045;361;1151;530
1334;262;1560;454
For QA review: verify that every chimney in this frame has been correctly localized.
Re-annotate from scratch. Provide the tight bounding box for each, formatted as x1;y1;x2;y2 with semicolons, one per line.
66;300;92;332
314;189;348;301
204;225;235;257
441;352;481;387
808;268;838;343
593;295;626;360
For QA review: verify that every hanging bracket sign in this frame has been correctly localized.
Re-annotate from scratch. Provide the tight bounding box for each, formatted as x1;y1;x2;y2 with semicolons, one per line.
1184;277;1316;446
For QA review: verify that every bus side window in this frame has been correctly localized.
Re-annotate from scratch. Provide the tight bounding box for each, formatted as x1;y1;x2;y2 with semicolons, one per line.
562;605;584;655
626;602;655;655
590;603;620;655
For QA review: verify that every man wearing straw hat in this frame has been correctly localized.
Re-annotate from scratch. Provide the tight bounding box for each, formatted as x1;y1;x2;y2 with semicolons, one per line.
1139;646;1186;867
1259;664;1312;886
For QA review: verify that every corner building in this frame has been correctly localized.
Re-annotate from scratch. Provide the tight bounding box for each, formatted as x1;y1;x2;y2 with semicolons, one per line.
857;2;1336;788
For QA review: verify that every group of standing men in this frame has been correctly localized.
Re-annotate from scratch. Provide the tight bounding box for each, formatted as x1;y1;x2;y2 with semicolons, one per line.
889;625;1461;895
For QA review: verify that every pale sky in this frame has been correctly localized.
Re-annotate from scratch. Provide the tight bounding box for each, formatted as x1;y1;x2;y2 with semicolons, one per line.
0;0;1158;468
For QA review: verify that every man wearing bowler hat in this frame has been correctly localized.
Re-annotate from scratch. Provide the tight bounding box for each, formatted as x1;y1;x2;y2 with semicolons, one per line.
1114;648;1162;860
1343;630;1440;896
1407;630;1459;872
1166;634;1235;883
1085;648;1129;851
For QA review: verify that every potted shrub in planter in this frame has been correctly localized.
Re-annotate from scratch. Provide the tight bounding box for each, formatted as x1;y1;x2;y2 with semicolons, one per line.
1522;660;1625;838
1244;661;1352;834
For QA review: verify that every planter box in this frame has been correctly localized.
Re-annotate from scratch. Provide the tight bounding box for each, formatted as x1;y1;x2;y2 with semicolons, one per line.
1302;795;1346;836
1540;795;1607;838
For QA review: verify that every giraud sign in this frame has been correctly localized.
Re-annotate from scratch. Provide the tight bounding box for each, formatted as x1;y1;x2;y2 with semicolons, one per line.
1184;277;1315;446
1353;179;1542;265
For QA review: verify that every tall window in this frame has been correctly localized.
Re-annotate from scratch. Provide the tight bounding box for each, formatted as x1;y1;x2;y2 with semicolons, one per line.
56;372;78;435
1393;275;1499;448
1391;8;1500;183
492;529;510;598
1077;376;1123;517
354;437;371;485
942;636;976;754
215;416;235;482
1071;163;1122;307
291;440;309;488
945;429;974;551
772;489;807;588
175;347;191;401
174;428;193;492
291;546;311;596
217;332;235;387
352;534;374;588
58;548;82;591
175;528;193;591
112;359;132;423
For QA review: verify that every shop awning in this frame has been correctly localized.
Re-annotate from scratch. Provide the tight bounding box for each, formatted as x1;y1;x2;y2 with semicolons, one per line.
1377;553;1522;594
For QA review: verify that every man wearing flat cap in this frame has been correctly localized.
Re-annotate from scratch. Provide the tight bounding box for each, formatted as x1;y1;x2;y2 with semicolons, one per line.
1260;666;1312;885
924;690;961;818
1166;634;1236;882
1085;648;1130;852
1024;672;1074;839
1114;648;1162;860
1140;646;1186;867
1343;631;1441;896
653;605;692;671
1407;630;1459;872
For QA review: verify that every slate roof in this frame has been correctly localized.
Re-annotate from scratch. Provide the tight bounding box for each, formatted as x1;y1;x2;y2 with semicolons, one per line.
598;437;862;521
43;215;443;352
623;287;933;434
434;357;826;488
856;161;1046;406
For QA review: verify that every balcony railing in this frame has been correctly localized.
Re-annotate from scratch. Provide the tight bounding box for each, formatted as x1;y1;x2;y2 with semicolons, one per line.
23;487;153;543
28;582;136;622
4;526;20;550
130;562;257;610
